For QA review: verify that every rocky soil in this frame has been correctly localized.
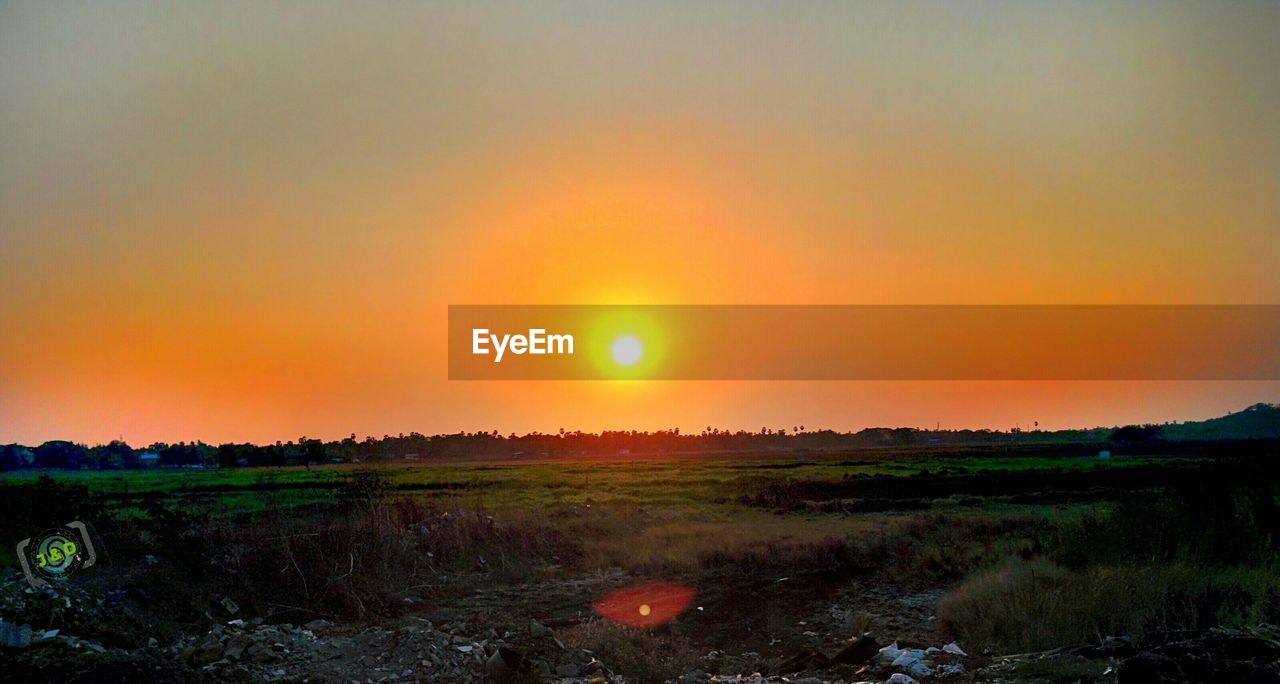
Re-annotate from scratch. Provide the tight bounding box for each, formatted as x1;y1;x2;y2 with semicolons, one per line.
5;570;1280;683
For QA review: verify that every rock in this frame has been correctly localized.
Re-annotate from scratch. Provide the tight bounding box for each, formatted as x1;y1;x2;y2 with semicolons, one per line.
886;674;920;684
0;621;33;648
305;618;335;635
891;648;927;668
1218;635;1280;661
1216;662;1280;684
905;660;934;678
555;663;579;677
790;678;824;684
941;641;968;657
875;641;902;664
224;636;251;661
775;648;828;674
221;597;240;615
188;640;225;666
529;619;552;638
831;633;880;665
1117;653;1186;684
1102;635;1136;657
485;646;527;683
246;640;281;664
680;670;709;683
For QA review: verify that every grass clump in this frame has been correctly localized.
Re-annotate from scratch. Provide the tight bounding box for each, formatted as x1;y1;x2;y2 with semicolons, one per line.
560;619;705;683
215;470;582;618
939;561;1280;653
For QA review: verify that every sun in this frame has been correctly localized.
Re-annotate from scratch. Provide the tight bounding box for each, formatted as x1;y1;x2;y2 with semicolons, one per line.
585;308;666;378
610;335;643;367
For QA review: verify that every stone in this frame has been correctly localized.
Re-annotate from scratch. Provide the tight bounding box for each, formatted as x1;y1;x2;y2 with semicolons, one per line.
529;619;552;638
1102;635;1136;657
485;646;527;683
831;634;880;665
224;636;251;661
247;640;281;664
941;641;968;657
305;619;335;634
189;640;225;666
905;661;934;678
1117;653;1185;684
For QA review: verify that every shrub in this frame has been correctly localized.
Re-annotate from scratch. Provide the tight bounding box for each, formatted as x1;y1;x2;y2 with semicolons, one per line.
939;561;1280;653
1053;458;1280;570
211;473;581;618
560;619;704;684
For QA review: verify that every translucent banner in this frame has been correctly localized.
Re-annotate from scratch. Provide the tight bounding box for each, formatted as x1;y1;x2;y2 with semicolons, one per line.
448;305;1280;380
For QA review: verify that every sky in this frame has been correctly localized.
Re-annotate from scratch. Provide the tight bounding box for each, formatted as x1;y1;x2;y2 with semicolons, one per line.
2;2;1278;445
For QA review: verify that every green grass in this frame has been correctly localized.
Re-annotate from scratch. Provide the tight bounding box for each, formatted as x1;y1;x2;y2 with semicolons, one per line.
0;452;1170;515
3;451;1264;674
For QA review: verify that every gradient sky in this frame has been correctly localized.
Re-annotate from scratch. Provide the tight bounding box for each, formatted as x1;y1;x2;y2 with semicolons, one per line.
2;2;1278;445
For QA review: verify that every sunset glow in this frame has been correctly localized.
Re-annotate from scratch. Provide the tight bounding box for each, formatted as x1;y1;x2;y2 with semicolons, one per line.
1;3;1278;444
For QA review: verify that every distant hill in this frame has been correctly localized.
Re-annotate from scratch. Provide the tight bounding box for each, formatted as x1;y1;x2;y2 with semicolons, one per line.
1163;403;1280;441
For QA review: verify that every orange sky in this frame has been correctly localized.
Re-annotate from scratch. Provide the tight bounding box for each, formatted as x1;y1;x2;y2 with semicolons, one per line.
2;3;1278;444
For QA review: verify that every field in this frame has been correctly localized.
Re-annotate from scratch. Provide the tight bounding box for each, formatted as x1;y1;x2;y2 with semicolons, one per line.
3;447;1280;683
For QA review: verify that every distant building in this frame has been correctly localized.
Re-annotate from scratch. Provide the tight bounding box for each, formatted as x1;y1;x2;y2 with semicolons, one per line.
1098;450;1112;460
138;452;160;467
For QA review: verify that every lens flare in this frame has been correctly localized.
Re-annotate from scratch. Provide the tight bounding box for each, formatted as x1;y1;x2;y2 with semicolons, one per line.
593;582;694;628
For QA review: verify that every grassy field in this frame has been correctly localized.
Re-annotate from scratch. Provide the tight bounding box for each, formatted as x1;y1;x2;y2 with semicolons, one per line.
3;448;1277;682
0;451;1172;514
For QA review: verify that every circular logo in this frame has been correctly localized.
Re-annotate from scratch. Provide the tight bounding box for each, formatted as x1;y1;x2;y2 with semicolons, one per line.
29;527;85;581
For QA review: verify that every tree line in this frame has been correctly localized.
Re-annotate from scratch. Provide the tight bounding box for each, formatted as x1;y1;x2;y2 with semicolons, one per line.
2;403;1274;471
1;426;1104;471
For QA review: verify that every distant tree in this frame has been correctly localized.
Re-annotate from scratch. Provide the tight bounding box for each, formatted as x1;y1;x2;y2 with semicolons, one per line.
93;440;135;468
0;444;28;471
1108;424;1165;444
34;440;88;469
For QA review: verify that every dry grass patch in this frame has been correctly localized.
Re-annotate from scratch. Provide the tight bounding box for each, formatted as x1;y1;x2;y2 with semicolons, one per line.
939;560;1280;653
560;619;705;683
